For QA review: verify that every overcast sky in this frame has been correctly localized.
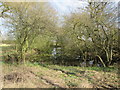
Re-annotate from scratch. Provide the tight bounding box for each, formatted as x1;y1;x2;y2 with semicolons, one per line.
49;0;87;15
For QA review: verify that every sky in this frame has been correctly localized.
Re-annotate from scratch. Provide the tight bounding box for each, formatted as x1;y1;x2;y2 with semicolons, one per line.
49;0;119;15
49;0;87;15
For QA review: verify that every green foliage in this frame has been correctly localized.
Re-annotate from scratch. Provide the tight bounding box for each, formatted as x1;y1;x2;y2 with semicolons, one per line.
58;2;118;67
2;45;18;63
67;81;78;87
32;35;53;54
85;67;117;72
2;40;15;44
1;2;119;67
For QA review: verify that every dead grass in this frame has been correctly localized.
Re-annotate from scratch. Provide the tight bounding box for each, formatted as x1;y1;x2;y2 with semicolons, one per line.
2;63;119;88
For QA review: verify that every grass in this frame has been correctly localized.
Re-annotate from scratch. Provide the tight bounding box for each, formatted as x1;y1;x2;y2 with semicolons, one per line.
81;67;117;72
2;62;119;88
1;45;118;73
1;45;16;56
1;45;119;88
67;81;78;87
46;64;117;72
0;44;12;47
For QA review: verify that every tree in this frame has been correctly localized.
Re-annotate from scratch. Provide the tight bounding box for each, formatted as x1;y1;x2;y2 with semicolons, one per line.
3;2;57;64
86;2;118;66
60;1;118;67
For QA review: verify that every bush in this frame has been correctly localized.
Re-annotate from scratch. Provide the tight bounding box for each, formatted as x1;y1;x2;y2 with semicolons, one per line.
4;53;19;64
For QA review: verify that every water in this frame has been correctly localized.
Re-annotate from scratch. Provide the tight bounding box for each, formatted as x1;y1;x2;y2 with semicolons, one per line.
52;48;57;56
51;48;101;67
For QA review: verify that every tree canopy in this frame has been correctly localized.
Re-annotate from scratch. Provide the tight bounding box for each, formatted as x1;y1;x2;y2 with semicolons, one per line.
1;1;119;67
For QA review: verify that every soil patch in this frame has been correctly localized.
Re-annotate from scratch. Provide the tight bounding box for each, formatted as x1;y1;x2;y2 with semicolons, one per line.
4;72;23;83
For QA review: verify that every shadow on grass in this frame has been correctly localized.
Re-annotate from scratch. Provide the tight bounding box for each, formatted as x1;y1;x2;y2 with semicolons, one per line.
2;61;117;73
85;67;117;72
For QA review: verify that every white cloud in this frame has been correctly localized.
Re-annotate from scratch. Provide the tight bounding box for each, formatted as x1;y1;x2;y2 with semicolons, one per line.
50;0;87;15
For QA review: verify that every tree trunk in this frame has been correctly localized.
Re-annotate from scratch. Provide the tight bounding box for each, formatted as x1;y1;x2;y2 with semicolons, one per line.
83;52;87;67
19;45;26;64
96;55;106;67
109;47;113;65
23;52;25;64
105;49;109;62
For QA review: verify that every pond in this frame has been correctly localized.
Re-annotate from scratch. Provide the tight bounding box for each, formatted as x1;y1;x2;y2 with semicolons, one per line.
51;47;101;67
